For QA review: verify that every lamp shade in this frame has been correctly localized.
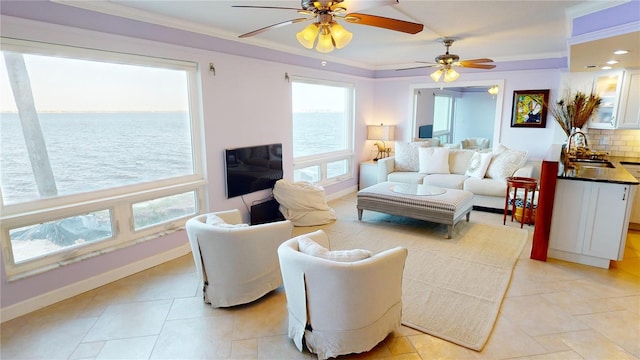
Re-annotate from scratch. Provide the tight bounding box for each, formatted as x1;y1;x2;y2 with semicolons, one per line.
296;23;318;49
316;30;334;53
430;69;443;82
443;68;459;82
367;124;395;141
330;23;352;49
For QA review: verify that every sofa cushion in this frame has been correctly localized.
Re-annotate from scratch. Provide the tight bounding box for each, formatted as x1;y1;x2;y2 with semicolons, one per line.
423;174;467;190
465;151;493;179
418;147;450;174
464;177;508;197
298;236;372;262
394;141;431;172
448;149;475;174
486;144;528;181
388;171;426;184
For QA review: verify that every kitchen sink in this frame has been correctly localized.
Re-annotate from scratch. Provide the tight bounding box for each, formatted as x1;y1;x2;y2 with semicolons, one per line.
570;159;615;168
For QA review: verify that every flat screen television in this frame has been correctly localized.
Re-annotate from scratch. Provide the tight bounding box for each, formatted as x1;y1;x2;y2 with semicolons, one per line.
224;143;283;198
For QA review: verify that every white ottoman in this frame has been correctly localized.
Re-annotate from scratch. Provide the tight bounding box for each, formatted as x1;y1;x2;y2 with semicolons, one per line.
357;182;474;238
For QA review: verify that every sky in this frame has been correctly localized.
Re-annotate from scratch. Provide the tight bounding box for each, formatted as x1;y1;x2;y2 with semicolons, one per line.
1;51;349;114
1;52;190;113
291;81;348;113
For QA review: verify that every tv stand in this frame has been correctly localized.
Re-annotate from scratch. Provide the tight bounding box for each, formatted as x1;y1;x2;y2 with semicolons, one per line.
250;199;285;225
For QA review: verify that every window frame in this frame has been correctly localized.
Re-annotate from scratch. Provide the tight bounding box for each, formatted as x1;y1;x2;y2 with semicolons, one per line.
290;76;355;186
0;37;207;280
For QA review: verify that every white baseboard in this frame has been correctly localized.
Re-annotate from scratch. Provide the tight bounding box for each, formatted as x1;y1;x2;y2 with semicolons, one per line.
326;185;357;201
0;243;191;323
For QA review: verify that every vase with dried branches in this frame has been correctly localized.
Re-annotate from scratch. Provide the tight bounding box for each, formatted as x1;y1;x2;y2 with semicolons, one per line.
549;90;602;165
549;90;602;137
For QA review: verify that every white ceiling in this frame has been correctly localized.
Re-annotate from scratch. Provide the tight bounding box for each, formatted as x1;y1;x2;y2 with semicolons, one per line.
58;0;637;71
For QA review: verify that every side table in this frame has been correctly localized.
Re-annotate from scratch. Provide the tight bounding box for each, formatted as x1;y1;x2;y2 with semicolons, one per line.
359;161;378;189
503;176;538;228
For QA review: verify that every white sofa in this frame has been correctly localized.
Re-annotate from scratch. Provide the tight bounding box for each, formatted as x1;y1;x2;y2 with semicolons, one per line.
374;142;537;210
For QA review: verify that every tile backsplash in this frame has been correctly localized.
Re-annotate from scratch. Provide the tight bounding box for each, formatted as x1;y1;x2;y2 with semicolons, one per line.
585;128;640;158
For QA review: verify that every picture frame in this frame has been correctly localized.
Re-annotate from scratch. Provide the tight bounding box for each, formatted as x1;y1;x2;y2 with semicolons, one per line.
510;89;549;128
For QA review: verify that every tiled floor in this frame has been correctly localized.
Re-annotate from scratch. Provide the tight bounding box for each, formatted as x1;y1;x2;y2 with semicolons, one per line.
2;193;639;360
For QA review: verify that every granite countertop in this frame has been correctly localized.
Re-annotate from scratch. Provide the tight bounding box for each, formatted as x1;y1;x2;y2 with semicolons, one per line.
557;156;640;185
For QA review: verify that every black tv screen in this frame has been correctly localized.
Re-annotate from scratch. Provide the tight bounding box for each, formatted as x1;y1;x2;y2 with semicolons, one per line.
224;143;283;198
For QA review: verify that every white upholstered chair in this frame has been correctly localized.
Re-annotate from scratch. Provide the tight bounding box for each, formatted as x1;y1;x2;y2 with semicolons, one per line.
278;230;408;360
461;137;490;150
186;209;293;307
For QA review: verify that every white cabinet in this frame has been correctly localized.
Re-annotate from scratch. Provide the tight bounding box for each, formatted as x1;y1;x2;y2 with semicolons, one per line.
622;163;640;226
588;70;624;129
359;161;378;190
549;179;634;268
617;70;640;129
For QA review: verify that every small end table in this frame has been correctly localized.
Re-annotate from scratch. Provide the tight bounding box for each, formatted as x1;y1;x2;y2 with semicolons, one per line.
503;176;538;228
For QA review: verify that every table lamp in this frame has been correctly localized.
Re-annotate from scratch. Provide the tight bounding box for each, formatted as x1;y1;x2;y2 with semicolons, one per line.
367;124;395;161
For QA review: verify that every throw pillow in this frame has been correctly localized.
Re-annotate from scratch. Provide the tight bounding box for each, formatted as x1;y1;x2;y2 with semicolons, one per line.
394;142;430;172
418;147;450;174
297;236;372;262
486;144;528;181
448;149;475;174
205;214;249;228
465;151;493;179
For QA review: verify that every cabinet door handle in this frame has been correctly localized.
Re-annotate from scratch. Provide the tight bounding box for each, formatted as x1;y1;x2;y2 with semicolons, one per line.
623;186;627;201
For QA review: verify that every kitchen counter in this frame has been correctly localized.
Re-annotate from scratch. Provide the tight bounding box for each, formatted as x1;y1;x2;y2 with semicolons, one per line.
558;156;640;185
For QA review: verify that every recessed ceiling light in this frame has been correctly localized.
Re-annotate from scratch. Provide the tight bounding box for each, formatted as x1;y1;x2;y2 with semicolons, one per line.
601;65;613;70
606;60;619;65
613;50;630;55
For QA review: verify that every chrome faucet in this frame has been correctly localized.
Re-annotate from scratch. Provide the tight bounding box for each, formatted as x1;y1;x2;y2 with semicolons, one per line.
565;130;589;160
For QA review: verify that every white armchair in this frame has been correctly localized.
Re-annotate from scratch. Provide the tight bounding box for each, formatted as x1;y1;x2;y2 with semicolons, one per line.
278;230;408;360
461;137;490;150
186;209;293;307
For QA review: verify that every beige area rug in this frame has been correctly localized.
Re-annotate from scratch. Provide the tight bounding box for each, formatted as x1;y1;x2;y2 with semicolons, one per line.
329;217;528;351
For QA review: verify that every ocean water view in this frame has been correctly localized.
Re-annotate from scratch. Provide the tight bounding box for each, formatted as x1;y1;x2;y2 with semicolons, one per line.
292;111;348;158
1;112;194;205
2;111;346;205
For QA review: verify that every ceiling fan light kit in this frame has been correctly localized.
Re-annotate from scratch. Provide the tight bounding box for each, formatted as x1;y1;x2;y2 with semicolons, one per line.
296;20;353;53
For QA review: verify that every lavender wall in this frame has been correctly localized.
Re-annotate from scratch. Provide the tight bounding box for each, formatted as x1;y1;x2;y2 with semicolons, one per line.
572;1;640;37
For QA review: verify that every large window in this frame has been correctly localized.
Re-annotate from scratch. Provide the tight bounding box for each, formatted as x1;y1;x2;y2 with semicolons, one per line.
0;38;205;279
291;78;354;184
433;94;454;143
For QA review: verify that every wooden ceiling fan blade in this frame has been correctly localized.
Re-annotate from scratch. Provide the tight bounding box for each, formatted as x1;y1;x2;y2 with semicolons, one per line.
239;18;311;38
460;58;494;63
460;62;496;69
344;13;423;34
